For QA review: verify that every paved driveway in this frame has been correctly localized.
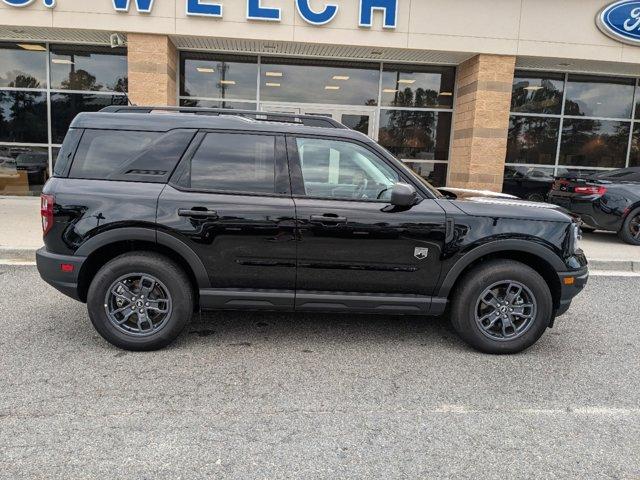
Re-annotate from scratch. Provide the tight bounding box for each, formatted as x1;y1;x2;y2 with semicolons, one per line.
0;265;638;479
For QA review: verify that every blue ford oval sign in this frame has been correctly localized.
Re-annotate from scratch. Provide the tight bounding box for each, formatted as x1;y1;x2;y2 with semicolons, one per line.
598;0;640;45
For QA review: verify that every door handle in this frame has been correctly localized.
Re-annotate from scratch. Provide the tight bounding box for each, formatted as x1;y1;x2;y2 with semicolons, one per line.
310;214;347;224
178;208;219;219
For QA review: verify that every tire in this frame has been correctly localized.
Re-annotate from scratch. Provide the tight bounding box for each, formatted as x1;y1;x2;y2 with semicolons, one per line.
618;207;640;246
450;259;553;354
87;252;194;351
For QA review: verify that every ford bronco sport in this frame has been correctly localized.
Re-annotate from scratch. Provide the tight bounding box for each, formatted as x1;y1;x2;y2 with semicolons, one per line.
37;106;588;353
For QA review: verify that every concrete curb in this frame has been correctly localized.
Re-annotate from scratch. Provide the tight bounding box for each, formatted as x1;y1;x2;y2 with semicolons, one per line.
0;247;37;262
1;247;639;274
588;259;640;273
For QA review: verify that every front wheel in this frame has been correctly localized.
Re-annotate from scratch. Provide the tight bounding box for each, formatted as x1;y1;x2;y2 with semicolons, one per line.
451;259;553;354
619;207;640;245
87;252;194;351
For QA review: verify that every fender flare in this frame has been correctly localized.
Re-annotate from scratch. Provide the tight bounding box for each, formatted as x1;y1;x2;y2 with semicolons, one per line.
437;239;566;298
623;201;640;222
157;231;210;288
75;227;210;288
75;227;155;256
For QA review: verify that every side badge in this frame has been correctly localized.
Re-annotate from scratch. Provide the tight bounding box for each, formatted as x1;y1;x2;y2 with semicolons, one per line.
414;247;429;260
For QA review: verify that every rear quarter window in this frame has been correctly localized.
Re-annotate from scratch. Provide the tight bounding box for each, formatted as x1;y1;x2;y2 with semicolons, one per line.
69;129;195;182
52;128;82;177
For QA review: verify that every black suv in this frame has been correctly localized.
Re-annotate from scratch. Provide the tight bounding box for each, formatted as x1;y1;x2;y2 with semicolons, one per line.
36;106;588;353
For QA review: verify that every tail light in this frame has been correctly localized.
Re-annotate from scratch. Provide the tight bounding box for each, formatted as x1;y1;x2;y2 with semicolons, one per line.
574;185;607;196
40;194;54;236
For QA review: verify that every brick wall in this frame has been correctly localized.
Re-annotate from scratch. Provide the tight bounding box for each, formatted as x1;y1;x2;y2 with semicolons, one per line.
448;54;516;192
127;33;178;107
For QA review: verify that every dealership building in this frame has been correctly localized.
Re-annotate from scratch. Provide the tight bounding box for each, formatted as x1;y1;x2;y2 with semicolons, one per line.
2;0;640;198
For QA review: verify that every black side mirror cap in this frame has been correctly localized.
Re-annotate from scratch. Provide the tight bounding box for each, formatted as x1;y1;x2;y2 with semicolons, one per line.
437;188;457;199
390;182;419;207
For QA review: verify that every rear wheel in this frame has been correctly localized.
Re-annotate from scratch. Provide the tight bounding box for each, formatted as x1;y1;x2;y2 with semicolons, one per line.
87;252;194;351
451;260;553;354
619;207;640;245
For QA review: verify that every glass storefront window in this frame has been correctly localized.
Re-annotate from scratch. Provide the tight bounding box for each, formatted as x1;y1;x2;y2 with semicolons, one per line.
403;161;448;187
555;167;604;179
260;58;380;106
559;119;629;169
177;54;453;174
0;42;130;195
506;116;560;165
181;54;258;100
378;110;451;160
50;46;128;92
0;42;47;89
51;93;128;144
381;65;455;109
628;124;640;167
502;165;556;201
510;70;640;188
564;75;635;119
511;71;564;115
179;98;257;110
0;91;48;143
0;145;49;195
340;114;370;135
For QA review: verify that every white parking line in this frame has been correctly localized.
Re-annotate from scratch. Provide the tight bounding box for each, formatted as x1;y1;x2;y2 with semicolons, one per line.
432;405;640;415
1;405;639;419
589;270;640;277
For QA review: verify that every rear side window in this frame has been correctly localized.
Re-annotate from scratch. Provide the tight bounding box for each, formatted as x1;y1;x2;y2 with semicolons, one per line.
69;129;195;182
53;128;82;177
187;132;276;194
70;130;159;179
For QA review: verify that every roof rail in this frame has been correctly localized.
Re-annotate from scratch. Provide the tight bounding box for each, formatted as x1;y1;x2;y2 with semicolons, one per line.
99;105;347;129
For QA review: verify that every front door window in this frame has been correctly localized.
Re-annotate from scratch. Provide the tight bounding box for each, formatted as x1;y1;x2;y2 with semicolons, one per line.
295;137;399;201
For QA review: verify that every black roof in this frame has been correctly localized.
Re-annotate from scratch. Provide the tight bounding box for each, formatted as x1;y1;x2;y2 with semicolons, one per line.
70;107;371;142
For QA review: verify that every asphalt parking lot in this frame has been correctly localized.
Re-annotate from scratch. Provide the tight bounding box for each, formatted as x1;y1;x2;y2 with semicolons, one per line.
0;265;638;479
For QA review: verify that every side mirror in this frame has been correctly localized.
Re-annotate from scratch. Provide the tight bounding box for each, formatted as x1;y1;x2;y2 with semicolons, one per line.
437;188;457;200
390;182;419;207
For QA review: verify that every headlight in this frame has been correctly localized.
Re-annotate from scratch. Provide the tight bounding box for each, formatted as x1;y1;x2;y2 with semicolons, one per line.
571;223;582;253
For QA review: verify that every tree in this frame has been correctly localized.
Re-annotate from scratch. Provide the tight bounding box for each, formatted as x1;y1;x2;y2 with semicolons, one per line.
9;74;41;89
60;69;101;91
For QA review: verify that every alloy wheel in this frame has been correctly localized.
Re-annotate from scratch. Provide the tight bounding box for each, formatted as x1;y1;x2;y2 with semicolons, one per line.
629;214;640;240
104;273;172;336
474;281;537;341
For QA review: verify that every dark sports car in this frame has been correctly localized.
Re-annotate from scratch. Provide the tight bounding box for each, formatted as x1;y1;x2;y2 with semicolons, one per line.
547;167;640;245
502;165;555;202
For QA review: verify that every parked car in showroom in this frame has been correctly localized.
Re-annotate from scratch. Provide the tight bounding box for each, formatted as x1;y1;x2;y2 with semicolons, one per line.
37;106;588;354
548;167;640;245
502;166;556;202
15;150;50;186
